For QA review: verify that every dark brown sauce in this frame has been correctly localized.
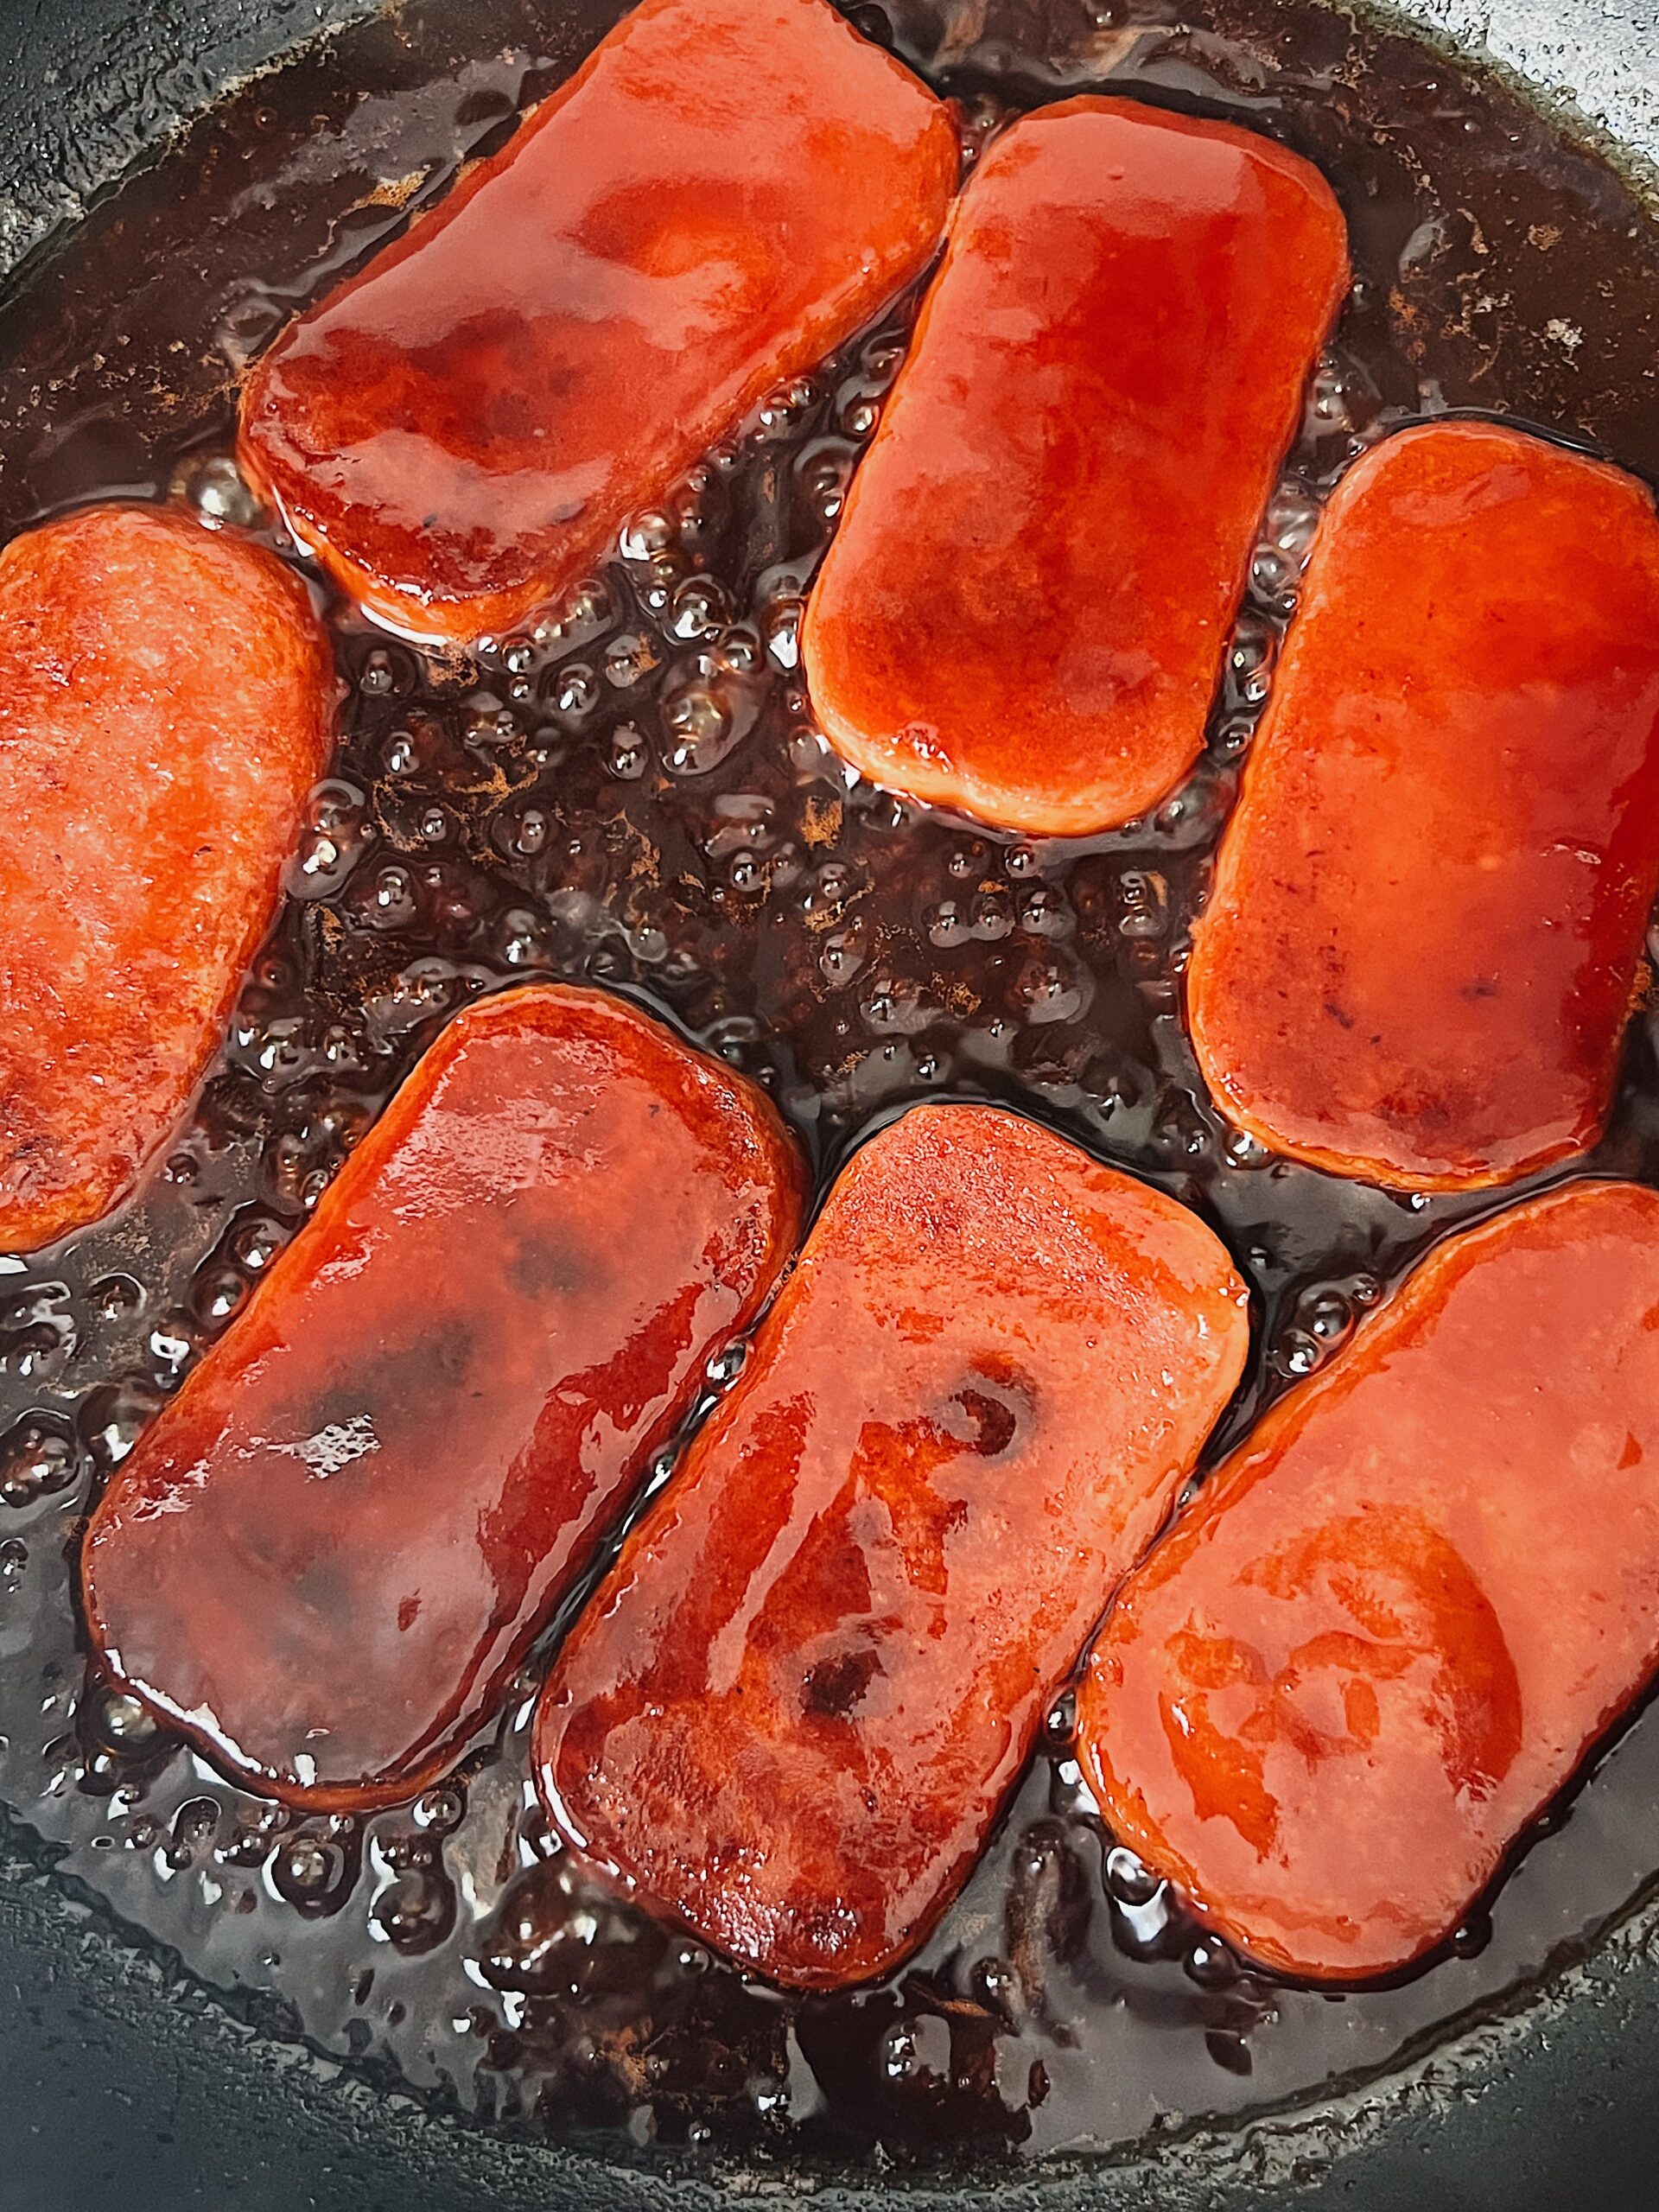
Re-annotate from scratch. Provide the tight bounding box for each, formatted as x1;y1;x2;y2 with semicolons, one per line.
3;0;1659;2172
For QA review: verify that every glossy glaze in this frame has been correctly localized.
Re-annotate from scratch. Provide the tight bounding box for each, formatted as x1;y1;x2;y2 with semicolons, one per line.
802;98;1349;837
0;503;333;1253
1189;421;1659;1191
536;1102;1248;1988
238;0;957;645
81;983;804;1809
1077;1180;1659;1982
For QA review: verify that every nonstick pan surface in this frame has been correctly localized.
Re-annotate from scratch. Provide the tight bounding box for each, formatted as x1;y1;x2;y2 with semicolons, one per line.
3;1;1659;2206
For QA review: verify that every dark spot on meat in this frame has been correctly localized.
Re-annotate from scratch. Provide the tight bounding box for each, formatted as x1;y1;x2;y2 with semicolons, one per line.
803;1645;881;1721
946;1355;1037;1459
297;1322;478;1446
955;1385;1019;1458
510;1233;606;1304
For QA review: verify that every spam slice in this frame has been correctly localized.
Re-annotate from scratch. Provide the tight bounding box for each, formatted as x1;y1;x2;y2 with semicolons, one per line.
0;503;333;1252
1077;1179;1659;1982
238;0;958;645
802;99;1349;836
1189;421;1659;1191
82;983;804;1810
535;1103;1249;1988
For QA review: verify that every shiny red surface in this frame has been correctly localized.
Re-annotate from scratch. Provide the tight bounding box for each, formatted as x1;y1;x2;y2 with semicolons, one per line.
0;503;333;1253
1077;1180;1659;1981
238;0;958;645
82;983;804;1809
803;98;1349;836
536;1103;1248;1988
1189;421;1659;1190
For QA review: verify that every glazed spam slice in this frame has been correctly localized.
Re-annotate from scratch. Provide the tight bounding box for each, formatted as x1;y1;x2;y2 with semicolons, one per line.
802;98;1349;836
1077;1180;1659;1982
0;503;333;1252
238;0;958;645
1189;421;1659;1191
82;984;804;1810
536;1103;1249;1988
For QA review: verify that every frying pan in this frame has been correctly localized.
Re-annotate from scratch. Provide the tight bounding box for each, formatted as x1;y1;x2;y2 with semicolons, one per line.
3;0;1659;2205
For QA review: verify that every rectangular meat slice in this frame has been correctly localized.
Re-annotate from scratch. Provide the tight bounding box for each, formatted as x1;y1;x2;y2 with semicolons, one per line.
0;503;333;1252
536;1102;1248;1988
1077;1179;1659;1981
802;98;1349;836
81;984;804;1810
1189;421;1659;1190
238;0;959;645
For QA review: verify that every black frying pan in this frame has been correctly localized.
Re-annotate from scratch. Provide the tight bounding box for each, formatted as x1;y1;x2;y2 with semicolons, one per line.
3;0;1659;2205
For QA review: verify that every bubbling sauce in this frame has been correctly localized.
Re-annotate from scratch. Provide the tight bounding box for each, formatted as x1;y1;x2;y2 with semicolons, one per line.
3;0;1659;2171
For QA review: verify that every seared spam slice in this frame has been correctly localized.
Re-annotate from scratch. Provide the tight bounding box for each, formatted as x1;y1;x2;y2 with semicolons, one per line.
0;503;333;1252
1077;1179;1659;1981
238;0;959;644
535;1103;1248;1987
802;98;1349;836
1189;421;1659;1190
81;983;805;1809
